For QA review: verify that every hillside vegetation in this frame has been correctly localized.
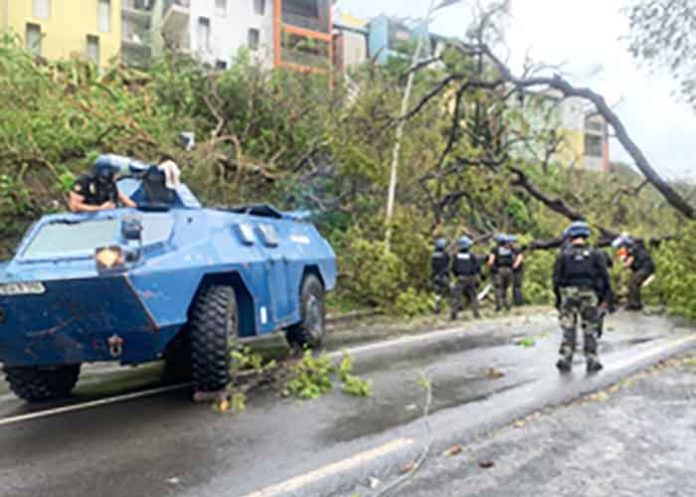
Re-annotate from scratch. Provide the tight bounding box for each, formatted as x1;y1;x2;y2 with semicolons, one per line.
0;34;693;318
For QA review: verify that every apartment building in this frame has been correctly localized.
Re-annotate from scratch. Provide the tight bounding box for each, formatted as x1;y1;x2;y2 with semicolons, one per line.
367;15;430;66
508;89;610;171
155;0;332;72
121;0;153;67
1;0;122;66
332;11;368;73
583;112;610;172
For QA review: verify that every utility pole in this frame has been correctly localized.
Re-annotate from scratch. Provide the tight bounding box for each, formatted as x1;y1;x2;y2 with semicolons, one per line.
384;0;460;252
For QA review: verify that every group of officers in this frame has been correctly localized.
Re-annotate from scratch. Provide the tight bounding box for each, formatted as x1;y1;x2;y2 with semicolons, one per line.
431;222;655;373
432;233;525;321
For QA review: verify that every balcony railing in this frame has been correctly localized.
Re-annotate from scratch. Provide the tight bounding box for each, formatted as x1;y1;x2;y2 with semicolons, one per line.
164;0;190;10
162;0;190;37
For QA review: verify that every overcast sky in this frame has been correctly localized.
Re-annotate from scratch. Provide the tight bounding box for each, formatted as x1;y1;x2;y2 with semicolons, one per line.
337;0;696;180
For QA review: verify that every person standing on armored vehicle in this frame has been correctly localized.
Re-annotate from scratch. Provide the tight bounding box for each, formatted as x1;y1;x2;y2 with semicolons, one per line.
450;236;482;320
509;235;525;306
613;236;655;311
68;161;137;213
431;238;451;314
553;221;612;374
488;234;515;311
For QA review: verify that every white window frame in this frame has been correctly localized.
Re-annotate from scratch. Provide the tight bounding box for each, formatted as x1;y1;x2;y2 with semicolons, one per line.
248;28;260;51
86;35;100;64
198;17;211;53
33;0;51;20
26;23;42;56
215;0;227;17
98;0;111;33
253;0;266;16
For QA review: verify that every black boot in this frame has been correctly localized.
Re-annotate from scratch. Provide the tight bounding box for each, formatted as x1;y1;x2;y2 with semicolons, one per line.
586;356;603;374
556;358;572;373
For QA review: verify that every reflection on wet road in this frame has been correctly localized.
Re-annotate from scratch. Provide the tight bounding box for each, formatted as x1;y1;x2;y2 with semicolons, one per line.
0;311;693;497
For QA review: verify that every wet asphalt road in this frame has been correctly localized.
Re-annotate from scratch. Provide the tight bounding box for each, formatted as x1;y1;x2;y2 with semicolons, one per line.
395;355;696;497
0;311;694;497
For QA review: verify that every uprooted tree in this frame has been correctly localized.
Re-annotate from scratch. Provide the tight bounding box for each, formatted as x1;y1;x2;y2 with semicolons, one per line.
399;1;695;229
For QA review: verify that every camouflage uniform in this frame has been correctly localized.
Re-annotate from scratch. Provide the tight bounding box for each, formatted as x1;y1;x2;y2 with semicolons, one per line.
431;250;451;314
626;242;655;310
553;242;611;373
558;287;601;367
490;245;515;311
450;251;481;319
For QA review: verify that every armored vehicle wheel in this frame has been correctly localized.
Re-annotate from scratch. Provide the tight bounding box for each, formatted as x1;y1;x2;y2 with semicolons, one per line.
286;275;326;351
190;285;237;392
3;364;81;402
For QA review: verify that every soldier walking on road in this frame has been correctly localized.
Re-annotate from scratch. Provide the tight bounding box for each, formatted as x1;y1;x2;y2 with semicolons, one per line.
488;234;515;311
431;238;451;314
450;236;481;320
613;236;655;311
510;235;525;306
553;222;612;374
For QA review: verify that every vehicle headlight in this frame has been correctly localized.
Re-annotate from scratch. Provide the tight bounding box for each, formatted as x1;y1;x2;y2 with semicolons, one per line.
95;246;125;271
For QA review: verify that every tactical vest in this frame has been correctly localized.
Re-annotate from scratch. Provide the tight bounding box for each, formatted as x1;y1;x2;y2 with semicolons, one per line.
432;251;450;276
493;246;514;268
559;245;598;289
453;251;477;276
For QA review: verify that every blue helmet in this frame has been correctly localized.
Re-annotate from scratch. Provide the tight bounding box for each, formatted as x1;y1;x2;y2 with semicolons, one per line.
507;235;518;244
494;233;507;245
434;238;448;251
458;236;473;250
611;235;633;249
564;221;591;239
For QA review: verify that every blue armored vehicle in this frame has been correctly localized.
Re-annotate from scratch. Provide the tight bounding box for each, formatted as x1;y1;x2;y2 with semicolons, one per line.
0;156;336;401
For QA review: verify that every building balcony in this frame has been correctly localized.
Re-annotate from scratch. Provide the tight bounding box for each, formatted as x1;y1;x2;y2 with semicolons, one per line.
122;42;152;67
122;0;152;19
162;0;190;37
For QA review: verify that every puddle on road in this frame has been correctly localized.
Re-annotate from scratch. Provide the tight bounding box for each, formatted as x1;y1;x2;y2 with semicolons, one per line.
322;373;535;443
354;333;515;376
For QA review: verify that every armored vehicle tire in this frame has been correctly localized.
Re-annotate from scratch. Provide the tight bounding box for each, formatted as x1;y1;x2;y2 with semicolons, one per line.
190;285;237;392
3;364;81;402
286;275;326;351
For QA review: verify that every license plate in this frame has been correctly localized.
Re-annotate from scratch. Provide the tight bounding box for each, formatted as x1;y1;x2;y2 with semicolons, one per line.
0;282;46;296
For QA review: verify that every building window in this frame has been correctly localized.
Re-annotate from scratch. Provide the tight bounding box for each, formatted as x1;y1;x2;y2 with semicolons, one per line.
98;0;111;33
253;0;266;15
25;23;42;56
284;0;319;18
86;35;100;64
215;60;227;70
33;0;51;19
215;0;227;17
248;29;260;51
584;135;604;158
198;17;211;52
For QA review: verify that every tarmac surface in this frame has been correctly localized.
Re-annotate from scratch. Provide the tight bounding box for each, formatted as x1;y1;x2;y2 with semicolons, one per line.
396;355;696;497
0;310;694;497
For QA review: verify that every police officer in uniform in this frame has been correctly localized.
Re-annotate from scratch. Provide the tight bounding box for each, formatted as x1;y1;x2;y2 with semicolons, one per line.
450;236;481;320
616;237;655;311
509;235;525;306
488;234;515;311
553;221;612;373
431;238;451;314
68;162;137;213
